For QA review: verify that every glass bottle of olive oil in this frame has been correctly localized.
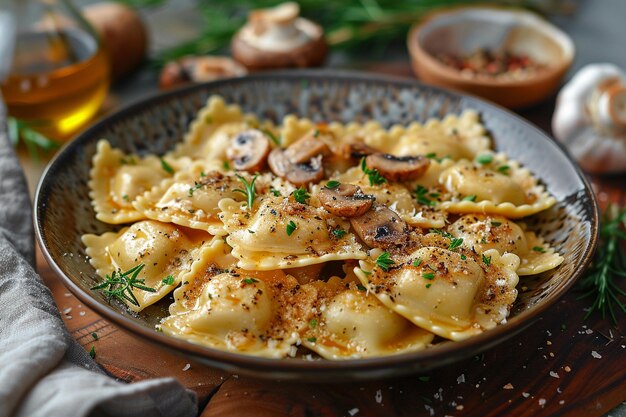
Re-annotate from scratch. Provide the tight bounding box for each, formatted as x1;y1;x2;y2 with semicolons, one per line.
1;0;110;140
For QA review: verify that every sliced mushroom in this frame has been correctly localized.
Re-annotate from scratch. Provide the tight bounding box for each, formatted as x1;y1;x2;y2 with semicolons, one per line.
337;142;378;160
268;149;324;186
226;129;271;172
318;184;375;218
284;133;330;164
349;205;409;249
365;153;431;182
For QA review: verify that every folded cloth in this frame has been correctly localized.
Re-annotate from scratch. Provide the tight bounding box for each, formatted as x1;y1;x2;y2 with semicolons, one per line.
0;111;198;417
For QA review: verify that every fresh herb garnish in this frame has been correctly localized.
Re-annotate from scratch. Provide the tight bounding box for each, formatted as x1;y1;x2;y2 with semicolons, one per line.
89;346;96;359
463;195;477;202
415;184;436;206
262;129;281;146
242;278;259;285
460;254;467;260
200;171;207;177
491;221;502;227
91;264;155;307
532;246;547;253
425;283;432;288
160;158;174;174
269;186;281;197
579;206;626;322
360;157;387;186
448;237;464;251
477;154;493;165
429;228;452;238
413;258;422;267
233;173;258;210
286;220;297;236
482;254;492;266
313;129;320;138
309;319;317;328
497;165;511;175
375;252;395;271
122;194;129;202
162;275;175;285
425;153;446;163
92;332;98;340
119;156;136;165
307;337;317;343
188;181;203;197
422;272;435;280
332;228;347;239
292;187;310;204
223;160;230;171
357;284;367;292
325;180;341;189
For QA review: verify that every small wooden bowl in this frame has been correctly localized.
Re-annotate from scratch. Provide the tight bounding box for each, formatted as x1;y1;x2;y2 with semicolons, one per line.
407;7;575;109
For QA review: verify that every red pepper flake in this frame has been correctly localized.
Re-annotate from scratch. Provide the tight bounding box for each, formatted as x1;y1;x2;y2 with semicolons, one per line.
437;49;546;80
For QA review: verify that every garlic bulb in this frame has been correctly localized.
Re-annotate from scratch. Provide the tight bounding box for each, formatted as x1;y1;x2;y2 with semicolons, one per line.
552;63;626;174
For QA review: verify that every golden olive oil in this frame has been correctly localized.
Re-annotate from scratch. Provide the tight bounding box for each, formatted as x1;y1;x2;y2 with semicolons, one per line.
1;29;109;140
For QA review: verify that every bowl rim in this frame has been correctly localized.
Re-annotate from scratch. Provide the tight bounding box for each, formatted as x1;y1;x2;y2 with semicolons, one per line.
407;6;576;88
34;69;599;379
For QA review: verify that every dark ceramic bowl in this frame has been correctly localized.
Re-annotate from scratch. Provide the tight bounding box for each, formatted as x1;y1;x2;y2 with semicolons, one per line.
35;70;598;381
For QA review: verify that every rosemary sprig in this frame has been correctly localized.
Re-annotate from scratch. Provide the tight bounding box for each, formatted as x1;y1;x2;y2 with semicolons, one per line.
91;264;156;307
7;117;61;163
233;173;258;209
579;206;626;323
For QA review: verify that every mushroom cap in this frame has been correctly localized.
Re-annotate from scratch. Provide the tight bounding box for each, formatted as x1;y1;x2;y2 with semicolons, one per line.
350;205;409;249
318;184;375;218
268;149;324;187
159;56;247;90
284;133;330;164
365;153;431;182
226;129;271;173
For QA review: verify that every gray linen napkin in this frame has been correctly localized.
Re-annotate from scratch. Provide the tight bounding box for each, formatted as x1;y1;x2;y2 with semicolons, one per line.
0;111;198;417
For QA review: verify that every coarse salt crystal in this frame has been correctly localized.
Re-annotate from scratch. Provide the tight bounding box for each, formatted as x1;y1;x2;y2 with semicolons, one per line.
550;371;559;379
538;398;546;407
79;311;86;317
591;351;602;359
564;366;571;372
182;363;191;371
63;307;72;315
424;405;435;416
522;393;530;398
456;405;464;411
348;408;359;416
375;389;382;404
457;374;465;384
503;383;514;390
559;400;565;405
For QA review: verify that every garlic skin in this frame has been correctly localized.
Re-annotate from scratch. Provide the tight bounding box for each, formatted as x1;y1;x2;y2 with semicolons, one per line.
552;63;626;174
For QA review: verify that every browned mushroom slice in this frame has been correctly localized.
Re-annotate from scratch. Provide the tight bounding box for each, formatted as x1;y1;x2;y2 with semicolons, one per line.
365;154;430;182
284;133;330;164
338;142;378;160
350;205;409;249
318;184;375;218
226;129;271;172
268;149;324;186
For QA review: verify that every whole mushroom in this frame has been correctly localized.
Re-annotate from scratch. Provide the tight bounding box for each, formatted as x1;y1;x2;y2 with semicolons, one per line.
552;63;626;173
231;2;327;70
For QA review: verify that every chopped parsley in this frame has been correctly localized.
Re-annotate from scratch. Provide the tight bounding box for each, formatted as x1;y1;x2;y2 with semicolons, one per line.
162;275;175;285
491;221;502;227
119;156;136;165
92;332;98;340
91;264;155;307
425;283;432;288
477;154;493;165
188;181;203;197
286;220;297;236
482;254;492;266
422;272;435;280
309;319;317;328
292;187;310;204
222;160;230;171
375;252;395;271
233;174;258;210
200;171;206;177
332;228;347;239
430;228;452;238
462;195;477;202
460;254;467;260
160;158;174;174
89;346;96;359
242;278;259;285
357;284;367;292
415;184;436;206
413;258;422;267
532;246;547;253
307;337;317;343
448;237;464;251
325;180;341;189
313;129;320;138
425;153;446;163
497;165;510;175
122;194;129;202
269;186;281;197
360;157;387;186
262;129;281;146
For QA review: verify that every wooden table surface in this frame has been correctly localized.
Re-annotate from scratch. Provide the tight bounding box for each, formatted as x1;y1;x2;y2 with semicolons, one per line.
26;61;626;416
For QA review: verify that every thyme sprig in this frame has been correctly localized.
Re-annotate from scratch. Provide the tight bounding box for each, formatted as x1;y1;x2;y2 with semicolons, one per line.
579;206;626;322
91;264;155;307
360;157;387;186
233;173;258;209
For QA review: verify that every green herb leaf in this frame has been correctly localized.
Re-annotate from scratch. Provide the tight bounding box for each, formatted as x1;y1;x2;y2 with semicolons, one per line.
491;221;502;227
269;186;281;197
160;158;174;174
89;346;96;359
92;332;98;340
307;337;317;343
422;272;435;280
188;181;203;197
357;284;367;292
415;184;436;206
532;246;547;253
91;264;155;307
477;154;493;165
325;180;341;189
200;171;207;177
122;194;129;202
375;252;395;271
413;258;422;267
223;160;230;171
309;319;317;328
425;283;432;288
262;129;281;146
460;254;467;260
162;275;175;285
360;157;387;186
463;195;477;202
286;220;297;236
243;278;259;285
482;254;492;266
332;228;347;239
498;165;510;175
448;237;463;251
429;228;452;238
292;187;310;204
233;174;258;210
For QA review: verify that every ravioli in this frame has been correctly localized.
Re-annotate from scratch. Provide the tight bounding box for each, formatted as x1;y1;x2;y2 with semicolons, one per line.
133;166;244;235
355;247;520;341
301;277;434;359
89;140;188;224
448;214;563;276
219;196;367;270
82;220;213;312
437;153;556;218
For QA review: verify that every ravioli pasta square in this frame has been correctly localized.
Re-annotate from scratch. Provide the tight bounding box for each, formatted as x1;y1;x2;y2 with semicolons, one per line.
84;95;564;360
